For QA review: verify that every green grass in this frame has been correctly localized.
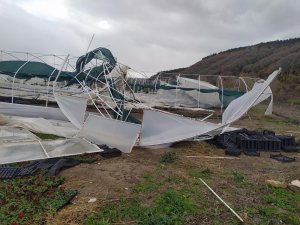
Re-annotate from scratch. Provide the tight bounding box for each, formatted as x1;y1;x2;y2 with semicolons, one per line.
259;206;300;225
133;173;164;193
154;189;196;215
244;187;300;225
263;187;300;213
0;174;76;225
85;217;111;225
85;161;300;225
160;152;177;164
189;168;214;179
232;171;245;183
85;189;196;225
264;116;292;125
92;198;144;223
287;99;300;106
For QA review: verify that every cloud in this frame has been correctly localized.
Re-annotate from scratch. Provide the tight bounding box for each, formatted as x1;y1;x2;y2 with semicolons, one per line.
0;0;300;71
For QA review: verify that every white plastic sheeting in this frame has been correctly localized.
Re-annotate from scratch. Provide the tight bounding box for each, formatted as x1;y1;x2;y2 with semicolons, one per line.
253;85;273;115
0;138;102;165
178;77;218;89
171;77;221;107
79;114;141;153
41;139;102;158
0;102;68;121
0;126;37;142
9;116;64;136
134;89;220;108
140;109;224;146
54;94;87;128
222;68;281;125
140;69;280;147
1;115;78;138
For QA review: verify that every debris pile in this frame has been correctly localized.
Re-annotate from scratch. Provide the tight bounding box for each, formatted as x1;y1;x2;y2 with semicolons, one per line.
209;129;299;158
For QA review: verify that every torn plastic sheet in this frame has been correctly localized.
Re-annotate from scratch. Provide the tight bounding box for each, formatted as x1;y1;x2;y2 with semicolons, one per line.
222;68;281;125
139;109;225;146
0;138;102;165
54;94;87;128
79;114;141;153
0;102;68;121
0;126;38;141
8;116;64;136
133;89;220;108
253;85;273;115
140;69;281;147
1;115;79;138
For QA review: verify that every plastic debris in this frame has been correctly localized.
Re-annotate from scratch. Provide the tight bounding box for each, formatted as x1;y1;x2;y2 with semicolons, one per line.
290;180;300;188
88;198;97;203
270;153;296;163
209;129;299;156
0;158;81;179
265;180;287;188
99;145;122;158
289;180;300;193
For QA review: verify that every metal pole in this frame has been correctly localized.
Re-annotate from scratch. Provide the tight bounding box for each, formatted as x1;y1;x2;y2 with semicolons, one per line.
53;54;69;94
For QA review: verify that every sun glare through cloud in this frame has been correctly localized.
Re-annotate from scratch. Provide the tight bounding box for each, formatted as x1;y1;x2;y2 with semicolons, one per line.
97;20;111;30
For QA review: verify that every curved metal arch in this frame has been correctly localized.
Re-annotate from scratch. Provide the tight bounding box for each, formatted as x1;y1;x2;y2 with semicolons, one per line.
11;60;30;103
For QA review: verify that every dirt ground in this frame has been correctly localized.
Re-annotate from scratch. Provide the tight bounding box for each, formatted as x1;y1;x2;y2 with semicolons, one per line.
46;104;300;225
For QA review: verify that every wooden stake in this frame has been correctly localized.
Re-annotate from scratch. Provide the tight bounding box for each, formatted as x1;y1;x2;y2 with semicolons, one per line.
199;178;244;223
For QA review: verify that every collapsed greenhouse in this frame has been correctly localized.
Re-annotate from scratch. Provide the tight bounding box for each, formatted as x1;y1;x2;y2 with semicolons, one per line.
0;48;280;164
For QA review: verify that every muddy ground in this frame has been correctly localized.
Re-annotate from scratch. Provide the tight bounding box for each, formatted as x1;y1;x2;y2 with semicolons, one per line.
46;104;300;225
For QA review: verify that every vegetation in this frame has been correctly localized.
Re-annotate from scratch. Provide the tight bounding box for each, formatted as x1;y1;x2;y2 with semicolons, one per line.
0;174;76;225
189;168;214;179
133;173;164;193
85;159;300;225
232;171;246;183
181;38;300;77
162;38;300;101
160;152;177;164
85;189;196;225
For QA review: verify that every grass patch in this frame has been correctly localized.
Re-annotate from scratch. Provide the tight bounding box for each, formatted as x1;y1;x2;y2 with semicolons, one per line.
256;187;300;225
160;152;177;164
232;171;245;183
0;174;76;225
263;187;300;213
154;189;196;215
133;173;164;193
85;189;196;225
259;206;300;225
94;198;144;223
264;116;292;125
86;216;111;225
32;132;64;140
189;168;214;179
287;99;300;106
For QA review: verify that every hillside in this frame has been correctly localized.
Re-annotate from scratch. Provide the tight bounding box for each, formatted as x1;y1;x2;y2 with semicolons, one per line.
166;38;300;102
181;38;300;76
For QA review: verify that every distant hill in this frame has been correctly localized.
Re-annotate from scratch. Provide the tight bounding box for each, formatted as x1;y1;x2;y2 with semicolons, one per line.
165;38;300;102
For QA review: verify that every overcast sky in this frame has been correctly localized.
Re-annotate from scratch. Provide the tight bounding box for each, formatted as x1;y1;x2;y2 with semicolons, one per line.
1;0;300;72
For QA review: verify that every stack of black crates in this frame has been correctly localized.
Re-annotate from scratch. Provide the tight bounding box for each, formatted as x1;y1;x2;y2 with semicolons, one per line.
212;129;299;156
